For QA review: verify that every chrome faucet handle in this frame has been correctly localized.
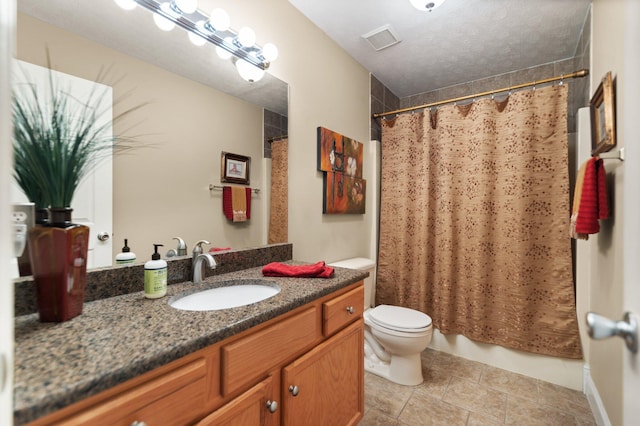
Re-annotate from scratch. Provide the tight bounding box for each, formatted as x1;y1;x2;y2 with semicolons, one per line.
192;240;210;258
173;237;187;256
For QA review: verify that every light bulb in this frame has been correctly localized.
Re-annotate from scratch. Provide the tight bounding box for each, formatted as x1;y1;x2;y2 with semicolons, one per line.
208;8;230;31
409;0;447;12
261;43;278;62
237;27;256;48
173;0;197;14
153;13;175;31
188;31;207;46
114;0;136;10
215;37;234;60
235;58;265;83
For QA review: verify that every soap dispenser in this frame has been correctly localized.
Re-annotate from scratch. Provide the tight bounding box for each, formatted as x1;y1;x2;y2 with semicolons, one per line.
115;239;136;264
144;244;167;299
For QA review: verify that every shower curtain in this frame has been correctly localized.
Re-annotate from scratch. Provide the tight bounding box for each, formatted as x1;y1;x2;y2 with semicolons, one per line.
268;138;288;244
377;85;582;359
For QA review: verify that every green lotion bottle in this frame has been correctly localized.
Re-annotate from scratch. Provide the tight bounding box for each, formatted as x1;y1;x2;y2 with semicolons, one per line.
144;244;167;299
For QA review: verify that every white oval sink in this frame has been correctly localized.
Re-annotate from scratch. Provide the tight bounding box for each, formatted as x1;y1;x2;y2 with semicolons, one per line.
169;280;280;311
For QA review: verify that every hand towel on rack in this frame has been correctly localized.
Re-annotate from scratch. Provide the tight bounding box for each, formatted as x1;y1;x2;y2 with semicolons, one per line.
222;186;252;222
575;157;609;236
570;160;589;239
231;186;247;222
262;261;334;278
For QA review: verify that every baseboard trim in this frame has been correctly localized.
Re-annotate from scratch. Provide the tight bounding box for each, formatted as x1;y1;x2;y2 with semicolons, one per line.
583;364;611;426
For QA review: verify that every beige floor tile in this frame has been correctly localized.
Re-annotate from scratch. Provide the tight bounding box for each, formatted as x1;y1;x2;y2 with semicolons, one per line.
537;380;591;416
398;390;469;426
359;408;401;425
415;363;453;400
468;411;506;426
364;372;416;419
361;351;595;426
480;364;539;401
506;394;577;426
431;352;484;383
443;376;507;422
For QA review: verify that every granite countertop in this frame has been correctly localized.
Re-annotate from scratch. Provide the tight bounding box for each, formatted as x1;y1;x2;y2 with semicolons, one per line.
14;263;367;425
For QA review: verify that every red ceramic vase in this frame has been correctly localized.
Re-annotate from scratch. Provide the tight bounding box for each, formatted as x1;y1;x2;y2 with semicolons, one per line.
28;208;89;322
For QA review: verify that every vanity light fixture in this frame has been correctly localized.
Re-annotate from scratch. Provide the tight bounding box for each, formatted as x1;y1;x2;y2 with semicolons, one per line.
409;0;447;12
115;0;278;82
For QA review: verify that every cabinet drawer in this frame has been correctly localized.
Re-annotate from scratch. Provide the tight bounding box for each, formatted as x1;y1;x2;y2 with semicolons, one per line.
60;358;208;425
222;307;320;395
323;284;363;336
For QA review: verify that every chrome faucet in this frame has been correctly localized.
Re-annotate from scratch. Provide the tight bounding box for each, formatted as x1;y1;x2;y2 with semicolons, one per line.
191;240;217;283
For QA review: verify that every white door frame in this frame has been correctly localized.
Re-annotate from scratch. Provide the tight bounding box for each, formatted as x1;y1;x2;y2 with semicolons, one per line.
0;0;16;424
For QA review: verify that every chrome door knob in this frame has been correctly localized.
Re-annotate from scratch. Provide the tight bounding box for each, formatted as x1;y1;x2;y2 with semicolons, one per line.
586;311;638;354
266;400;278;413
130;421;147;426
288;385;299;396
346;306;355;314
97;232;110;242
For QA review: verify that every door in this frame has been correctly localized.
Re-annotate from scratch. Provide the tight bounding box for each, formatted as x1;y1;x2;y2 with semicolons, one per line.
11;60;113;269
622;0;640;422
0;1;16;423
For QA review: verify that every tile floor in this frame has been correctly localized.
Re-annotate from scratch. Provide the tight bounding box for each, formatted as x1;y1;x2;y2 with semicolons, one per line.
359;349;596;426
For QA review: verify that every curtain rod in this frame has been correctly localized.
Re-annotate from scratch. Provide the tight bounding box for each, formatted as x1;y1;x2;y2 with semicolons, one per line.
372;69;589;119
267;135;288;143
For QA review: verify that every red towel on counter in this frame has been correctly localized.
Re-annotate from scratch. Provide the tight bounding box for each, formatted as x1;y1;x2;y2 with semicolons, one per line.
222;186;252;221
262;261;334;278
575;157;609;235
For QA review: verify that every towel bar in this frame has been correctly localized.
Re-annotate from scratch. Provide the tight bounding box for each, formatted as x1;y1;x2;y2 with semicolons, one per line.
209;185;260;194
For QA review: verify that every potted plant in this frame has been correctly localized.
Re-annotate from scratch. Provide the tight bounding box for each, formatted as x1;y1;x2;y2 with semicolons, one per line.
12;60;142;322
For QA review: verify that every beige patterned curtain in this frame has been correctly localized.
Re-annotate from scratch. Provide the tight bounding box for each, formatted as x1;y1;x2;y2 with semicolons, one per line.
268;138;288;244
377;85;582;359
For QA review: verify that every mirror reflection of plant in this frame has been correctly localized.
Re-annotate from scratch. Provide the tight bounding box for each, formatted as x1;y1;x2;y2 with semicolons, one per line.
12;58;146;209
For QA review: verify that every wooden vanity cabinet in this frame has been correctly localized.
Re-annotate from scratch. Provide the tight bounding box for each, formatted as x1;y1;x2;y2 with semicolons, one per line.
27;281;364;426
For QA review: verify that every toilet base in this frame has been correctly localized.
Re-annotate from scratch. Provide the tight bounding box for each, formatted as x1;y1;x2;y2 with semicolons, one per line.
364;340;424;386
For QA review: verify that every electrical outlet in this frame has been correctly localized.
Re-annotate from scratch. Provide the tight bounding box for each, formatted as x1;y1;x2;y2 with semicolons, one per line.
12;211;27;223
12;203;34;228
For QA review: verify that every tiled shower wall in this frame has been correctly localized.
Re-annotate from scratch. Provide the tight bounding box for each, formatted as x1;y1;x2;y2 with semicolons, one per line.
264;109;288;158
370;8;591;143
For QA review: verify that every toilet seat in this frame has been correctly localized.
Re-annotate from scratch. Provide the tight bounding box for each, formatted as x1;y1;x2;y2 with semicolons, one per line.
367;305;432;333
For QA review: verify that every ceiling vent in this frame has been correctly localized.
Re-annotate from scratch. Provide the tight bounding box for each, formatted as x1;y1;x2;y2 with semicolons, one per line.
361;24;401;51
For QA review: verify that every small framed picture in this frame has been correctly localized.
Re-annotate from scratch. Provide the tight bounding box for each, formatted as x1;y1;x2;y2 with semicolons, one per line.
221;152;250;185
590;71;616;156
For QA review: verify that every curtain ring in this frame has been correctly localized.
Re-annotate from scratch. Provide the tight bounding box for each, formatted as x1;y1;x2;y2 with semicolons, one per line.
559;75;564;86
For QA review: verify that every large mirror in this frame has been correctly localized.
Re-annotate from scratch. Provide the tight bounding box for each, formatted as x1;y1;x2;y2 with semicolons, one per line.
14;0;288;273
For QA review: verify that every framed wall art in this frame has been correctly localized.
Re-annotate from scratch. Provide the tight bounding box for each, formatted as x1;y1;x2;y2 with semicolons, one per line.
221;152;250;185
317;127;366;214
590;71;616;156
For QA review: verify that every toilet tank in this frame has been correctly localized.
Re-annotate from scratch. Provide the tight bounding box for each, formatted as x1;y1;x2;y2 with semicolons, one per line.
328;258;376;309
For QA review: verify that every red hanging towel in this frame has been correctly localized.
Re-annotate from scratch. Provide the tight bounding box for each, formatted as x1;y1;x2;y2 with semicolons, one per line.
262;261;334;278
222;186;233;220
575;158;609;234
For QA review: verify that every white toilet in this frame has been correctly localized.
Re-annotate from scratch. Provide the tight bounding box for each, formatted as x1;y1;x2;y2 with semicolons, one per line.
329;258;433;386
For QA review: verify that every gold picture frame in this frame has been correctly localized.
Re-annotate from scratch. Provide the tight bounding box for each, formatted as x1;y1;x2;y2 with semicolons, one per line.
221;152;250;185
590;71;616;156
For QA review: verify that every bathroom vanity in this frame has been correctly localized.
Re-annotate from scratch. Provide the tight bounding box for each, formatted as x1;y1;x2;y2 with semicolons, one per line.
14;262;366;425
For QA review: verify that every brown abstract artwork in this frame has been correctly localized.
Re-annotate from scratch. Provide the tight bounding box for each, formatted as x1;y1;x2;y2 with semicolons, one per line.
317;127;365;214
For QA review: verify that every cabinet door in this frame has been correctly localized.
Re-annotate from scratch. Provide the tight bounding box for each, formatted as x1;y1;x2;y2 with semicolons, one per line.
282;320;364;426
198;375;279;426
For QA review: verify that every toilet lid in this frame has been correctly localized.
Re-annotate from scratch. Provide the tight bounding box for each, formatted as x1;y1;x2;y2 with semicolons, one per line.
368;305;432;332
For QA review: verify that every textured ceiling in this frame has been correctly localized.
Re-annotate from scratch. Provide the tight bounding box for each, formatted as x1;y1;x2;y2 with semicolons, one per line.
288;0;591;98
17;0;288;116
